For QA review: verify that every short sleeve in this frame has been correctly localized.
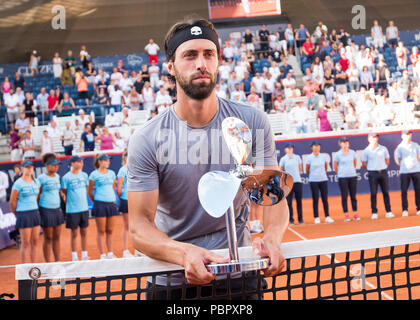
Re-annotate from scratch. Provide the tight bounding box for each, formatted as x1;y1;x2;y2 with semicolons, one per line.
297;155;302;165
395;146;401;159
361;149;368;162
306;155;312;166
12;180;21;192
384;146;390;159
61;175;67;189
127;131;159;192
88;171;96;182
279;157;285;167
83;173;89;186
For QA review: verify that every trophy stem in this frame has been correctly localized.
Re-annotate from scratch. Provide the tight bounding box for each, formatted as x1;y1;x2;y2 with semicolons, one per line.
226;204;239;262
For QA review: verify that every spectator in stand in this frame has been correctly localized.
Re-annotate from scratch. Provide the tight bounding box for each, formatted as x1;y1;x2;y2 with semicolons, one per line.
142;81;155;112
85;62;97;90
360;66;374;90
13;72;25;90
119;71;133;92
262;72;275;111
311;56;324;81
58;92;75;117
148;61;160;89
109;84;124;112
279;57;293;79
215;84;227;99
295;24;310;54
339;51;350;72
337;26;350;46
314;21;328;43
133;72;144;95
96;87;109;106
346;62;360;92
28;50;40;76
1;76;13;99
52;52;63;78
0;166;8;203
155;86;173;113
396;41;408;69
389;81;403;103
128;87;142;110
61;121;75;156
334;63;348;94
76;71;90;107
371;20;384;49
410;47;420;80
121;89;131;109
80;45;90;69
15;112;30;135
290;100;310;133
222;41;235;61
281;71;296;98
65;50;76;75
345;105;359;129
80;123;97;152
243;29;255;52
140;64;150;83
258;25;270;54
61;63;74;87
114;131;126;150
230;83;246;104
386;21;399;48
398;69;413;101
375;59;390;91
285;23;295;55
46;89;58;120
36;87;48;122
246;87;263;110
323;69;334;103
4;87;20;124
40;130;54;156
121;107;130;126
145;38;160;64
9;124;21;161
105;108;122;128
329;29;338;46
110;66;123;86
20;130;36;160
47;119;61;139
76;109;90;127
99;126;115;151
301;37;315;64
273;95;286;113
316;101;331;132
116;60;127;74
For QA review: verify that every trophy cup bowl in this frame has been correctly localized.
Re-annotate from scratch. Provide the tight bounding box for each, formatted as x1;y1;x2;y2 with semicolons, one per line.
198;117;294;274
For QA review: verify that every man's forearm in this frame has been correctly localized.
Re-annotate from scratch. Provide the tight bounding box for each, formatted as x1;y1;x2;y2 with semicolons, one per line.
262;199;289;245
129;219;192;267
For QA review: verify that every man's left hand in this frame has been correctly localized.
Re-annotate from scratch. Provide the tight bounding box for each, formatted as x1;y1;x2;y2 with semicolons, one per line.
252;237;285;277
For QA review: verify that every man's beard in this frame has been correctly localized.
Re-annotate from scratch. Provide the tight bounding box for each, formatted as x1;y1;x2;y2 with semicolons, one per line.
174;66;217;100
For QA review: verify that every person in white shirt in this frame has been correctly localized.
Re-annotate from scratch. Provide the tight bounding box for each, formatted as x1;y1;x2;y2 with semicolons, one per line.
148;62;160;89
289;101;310;133
218;59;231;82
222;41;235;60
145;38;160;64
282;72;297;98
110;67;123;86
386;20;399;48
114;131;126;150
0;170;8;203
109;85;124;111
371;20;384;49
15;112;31;135
230;83;246;103
41;130;54;156
76;109;89;127
119;71;133;92
215;84;227;99
155;87;173;114
4;88;20;123
20;130;36;160
105;108;122;128
95;69;110;84
251;72;264;94
47;120;62;138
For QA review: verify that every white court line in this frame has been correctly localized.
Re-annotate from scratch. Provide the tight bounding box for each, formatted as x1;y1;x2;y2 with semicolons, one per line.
287;226;394;300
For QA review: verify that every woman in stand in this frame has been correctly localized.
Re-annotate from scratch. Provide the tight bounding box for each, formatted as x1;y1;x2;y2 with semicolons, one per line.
88;154;118;259
52;52;63;78
317;101;331;132
99;126;115;151
306;141;334;224
117;152;134;257
9;160;41;263
37;153;64;262
333;137;360;222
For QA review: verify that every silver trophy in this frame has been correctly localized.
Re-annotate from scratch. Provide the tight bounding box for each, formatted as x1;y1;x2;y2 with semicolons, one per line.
198;117;294;274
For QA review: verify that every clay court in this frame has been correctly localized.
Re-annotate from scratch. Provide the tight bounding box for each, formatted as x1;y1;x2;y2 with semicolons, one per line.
1;190;419;300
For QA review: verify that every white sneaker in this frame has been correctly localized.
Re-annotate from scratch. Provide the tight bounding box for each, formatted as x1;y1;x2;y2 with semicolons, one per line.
325;216;335;223
100;254;107;260
402;210;409;217
107;253;117;259
123;250;134;258
314;217;321;224
81;255;90;261
134;250;144;257
385;212;395;219
371;214;378;220
417;210;420;216
72;255;79;262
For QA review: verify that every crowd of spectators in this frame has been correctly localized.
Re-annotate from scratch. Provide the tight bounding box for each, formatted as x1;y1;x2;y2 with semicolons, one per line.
1;20;420;160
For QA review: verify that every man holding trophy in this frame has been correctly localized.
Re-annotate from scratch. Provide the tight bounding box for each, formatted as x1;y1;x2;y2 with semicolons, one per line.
127;17;291;299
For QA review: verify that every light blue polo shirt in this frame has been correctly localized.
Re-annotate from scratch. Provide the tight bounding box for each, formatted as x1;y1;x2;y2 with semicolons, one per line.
306;153;328;182
89;169;116;202
38;173;61;209
117;166;128;200
279;154;302;183
395;142;420;174
334;149;357;178
361;144;390;171
12;178;40;212
61;171;89;214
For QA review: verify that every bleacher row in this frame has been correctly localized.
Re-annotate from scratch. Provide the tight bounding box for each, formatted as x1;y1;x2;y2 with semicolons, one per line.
30;109;150;154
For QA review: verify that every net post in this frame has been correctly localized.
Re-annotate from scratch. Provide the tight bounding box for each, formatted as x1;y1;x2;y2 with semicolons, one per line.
18;280;36;300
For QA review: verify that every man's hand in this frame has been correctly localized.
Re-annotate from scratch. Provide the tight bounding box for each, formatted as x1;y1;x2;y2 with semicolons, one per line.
252;237;285;277
183;245;230;285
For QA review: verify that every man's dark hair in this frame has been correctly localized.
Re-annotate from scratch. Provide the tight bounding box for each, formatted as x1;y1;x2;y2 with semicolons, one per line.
164;16;219;63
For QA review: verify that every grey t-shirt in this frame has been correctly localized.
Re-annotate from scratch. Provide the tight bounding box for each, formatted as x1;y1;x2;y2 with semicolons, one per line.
127;97;277;251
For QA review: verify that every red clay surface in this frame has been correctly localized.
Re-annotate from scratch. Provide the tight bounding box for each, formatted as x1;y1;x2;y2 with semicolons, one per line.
0;191;419;300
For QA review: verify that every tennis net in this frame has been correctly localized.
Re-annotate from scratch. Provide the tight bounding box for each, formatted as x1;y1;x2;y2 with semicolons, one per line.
15;226;420;300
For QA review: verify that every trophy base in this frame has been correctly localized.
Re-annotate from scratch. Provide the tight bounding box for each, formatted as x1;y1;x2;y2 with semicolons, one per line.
207;258;269;274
